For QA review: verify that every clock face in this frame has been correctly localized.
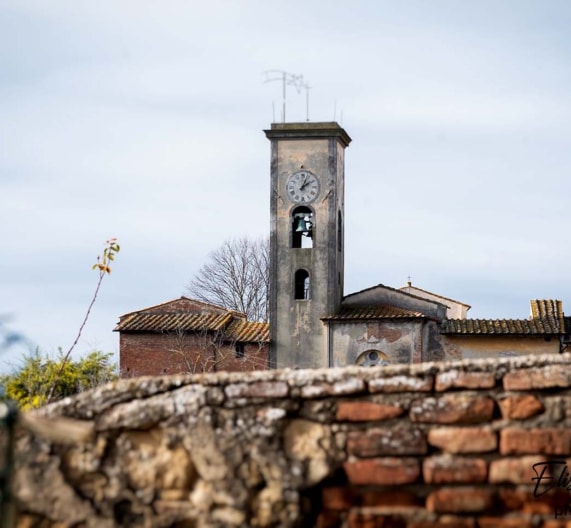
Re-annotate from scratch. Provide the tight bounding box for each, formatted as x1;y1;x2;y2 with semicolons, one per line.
286;170;320;204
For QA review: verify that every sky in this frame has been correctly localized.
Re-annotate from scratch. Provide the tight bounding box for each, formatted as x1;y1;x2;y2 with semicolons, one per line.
2;0;571;372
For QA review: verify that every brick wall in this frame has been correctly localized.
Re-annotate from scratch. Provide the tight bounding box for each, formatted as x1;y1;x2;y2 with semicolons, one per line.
120;332;269;375
14;353;571;527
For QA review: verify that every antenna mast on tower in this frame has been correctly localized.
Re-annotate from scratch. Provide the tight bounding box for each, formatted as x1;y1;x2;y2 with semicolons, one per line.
263;70;310;122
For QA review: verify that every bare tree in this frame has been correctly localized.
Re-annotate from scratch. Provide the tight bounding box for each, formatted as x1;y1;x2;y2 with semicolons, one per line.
186;236;269;322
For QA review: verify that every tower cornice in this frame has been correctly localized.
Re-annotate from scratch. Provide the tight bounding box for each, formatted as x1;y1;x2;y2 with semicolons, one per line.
264;122;351;147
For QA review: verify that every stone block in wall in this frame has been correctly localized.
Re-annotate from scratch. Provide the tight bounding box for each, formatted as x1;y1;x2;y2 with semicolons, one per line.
422;454;487;484
406;517;477;528
427;426;497;453
426;487;494;513
503;366;571;391
336;401;404;421
410;395;494;424
497;488;566;515
224;381;289;399
347;427;427;457
500;428;571;455
498;395;545;420
477;517;534;528
368;374;433;393
435;370;496;391
359;489;421;509
343;457;420;485
321;486;356;511
488;455;548;484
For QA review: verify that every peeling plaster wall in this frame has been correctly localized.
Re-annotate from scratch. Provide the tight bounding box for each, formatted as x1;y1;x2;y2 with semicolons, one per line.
329;320;424;366
12;353;571;527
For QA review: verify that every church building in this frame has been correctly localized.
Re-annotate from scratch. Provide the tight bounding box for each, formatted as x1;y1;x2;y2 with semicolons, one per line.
116;122;568;376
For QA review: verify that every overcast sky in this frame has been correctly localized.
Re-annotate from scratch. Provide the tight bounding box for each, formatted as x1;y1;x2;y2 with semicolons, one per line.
2;1;571;372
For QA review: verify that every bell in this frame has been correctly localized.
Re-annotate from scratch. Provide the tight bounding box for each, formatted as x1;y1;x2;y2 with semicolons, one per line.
294;217;309;233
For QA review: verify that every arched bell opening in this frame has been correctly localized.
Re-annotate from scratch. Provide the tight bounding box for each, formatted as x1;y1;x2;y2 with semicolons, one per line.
294;269;310;300
291;206;314;249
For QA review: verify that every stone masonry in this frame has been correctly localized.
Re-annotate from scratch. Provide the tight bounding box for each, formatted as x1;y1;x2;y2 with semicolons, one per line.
11;353;571;527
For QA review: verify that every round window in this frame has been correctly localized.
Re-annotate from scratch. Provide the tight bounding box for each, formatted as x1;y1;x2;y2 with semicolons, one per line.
356;349;390;367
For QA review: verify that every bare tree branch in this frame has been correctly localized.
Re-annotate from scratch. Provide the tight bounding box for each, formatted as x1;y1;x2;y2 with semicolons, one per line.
185;236;269;322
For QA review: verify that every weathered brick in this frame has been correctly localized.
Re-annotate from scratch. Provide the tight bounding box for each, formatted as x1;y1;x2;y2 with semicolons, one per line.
489;455;548;484
406;517;476;528
422;455;487;484
542;520;571;528
478;518;533;528
347;510;392;528
316;511;342;528
336;401;404;422
360;489;420;509
427;427;497;453
321;487;356;511
344;457;420;485
498;394;544;420
224;381;288;399
500;428;571;455
503;366;571;391
410;395;494;424
435;370;496;391
498;488;566;515
368;375;434;393
301;378;366;398
426;487;493;513
347;427;427;457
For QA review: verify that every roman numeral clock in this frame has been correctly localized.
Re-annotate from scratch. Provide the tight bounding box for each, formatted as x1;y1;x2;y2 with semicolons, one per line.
286;170;320;204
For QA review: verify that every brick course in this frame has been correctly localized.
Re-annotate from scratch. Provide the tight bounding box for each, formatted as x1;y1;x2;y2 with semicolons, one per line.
17;352;571;527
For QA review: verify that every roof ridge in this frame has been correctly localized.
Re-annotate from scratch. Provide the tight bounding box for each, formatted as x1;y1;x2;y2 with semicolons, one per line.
399;284;471;309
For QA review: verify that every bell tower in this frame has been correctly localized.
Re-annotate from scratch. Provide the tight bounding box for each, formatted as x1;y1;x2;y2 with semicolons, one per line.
265;122;351;369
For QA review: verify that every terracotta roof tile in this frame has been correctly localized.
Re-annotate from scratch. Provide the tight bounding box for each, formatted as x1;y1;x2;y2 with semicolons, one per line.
530;299;564;332
441;318;560;335
225;320;270;343
323;304;426;321
114;312;233;333
442;299;565;336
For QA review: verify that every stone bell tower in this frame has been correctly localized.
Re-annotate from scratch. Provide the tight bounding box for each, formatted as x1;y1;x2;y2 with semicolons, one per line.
265;122;351;369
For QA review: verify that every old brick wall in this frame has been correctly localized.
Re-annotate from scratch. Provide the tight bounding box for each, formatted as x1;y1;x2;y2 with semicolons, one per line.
120;332;269;376
12;353;571;527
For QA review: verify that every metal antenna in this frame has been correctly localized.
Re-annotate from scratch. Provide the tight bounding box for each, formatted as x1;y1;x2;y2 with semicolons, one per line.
304;82;311;122
263;70;309;123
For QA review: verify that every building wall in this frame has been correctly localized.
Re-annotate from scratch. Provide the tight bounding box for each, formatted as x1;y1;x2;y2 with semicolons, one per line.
329;320;424;366
16;353;571;527
439;334;560;361
400;284;470;319
120;332;269;376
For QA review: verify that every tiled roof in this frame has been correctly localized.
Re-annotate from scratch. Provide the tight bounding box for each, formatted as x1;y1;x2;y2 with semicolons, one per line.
114;305;269;343
441;318;561;335
115;312;233;333
323;304;426;321
225;319;270;343
530;299;564;332
442;299;565;336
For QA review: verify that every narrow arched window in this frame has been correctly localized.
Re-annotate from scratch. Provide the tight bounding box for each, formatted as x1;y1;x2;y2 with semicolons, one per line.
337;210;342;252
291;206;314;249
294;269;310;300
